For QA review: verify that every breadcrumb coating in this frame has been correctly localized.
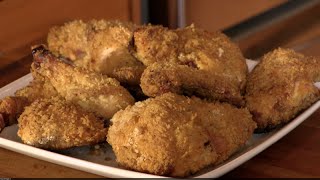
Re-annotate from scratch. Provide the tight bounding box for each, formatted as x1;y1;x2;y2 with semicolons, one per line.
134;25;247;104
133;25;179;66
0;96;29;131
15;70;59;103
32;45;135;119
107;93;256;177
141;62;243;106
246;48;320;131
18;98;107;150
47;19;145;86
0;67;60;131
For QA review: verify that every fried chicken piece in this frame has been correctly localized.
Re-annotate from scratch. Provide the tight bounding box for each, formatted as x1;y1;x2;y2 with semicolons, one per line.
32;45;135;119
47;19;145;86
107;93;256;177
15;71;59;103
246;48;320;131
0;67;60;132
18;98;107;150
177;26;248;91
133;25;180;65
0;96;29;131
134;25;247;105
141;62;243;106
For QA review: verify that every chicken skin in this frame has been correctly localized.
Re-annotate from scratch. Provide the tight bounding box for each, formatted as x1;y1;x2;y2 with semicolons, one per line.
246;48;320;131
32;45;135;119
141;62;243;106
0;70;59;131
134;25;247;105
15;70;59;103
107;93;256;177
133;25;179;66
47;19;145;86
0;96;29;131
18;98;107;150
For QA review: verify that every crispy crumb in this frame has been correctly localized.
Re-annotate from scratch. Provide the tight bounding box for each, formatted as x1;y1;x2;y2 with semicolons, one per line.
32;46;135;119
47;19;145;86
18;98;107;150
246;48;320;131
107;93;256;177
135;25;247;104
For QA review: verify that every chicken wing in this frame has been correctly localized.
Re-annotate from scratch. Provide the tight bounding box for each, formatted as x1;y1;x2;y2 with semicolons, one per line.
18;97;107;150
107;93;256;177
134;25;247;105
47;19;145;86
246;48;320;132
31;45;135;119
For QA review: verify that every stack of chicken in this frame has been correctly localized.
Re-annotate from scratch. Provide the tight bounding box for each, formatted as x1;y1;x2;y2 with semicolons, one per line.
0;19;319;177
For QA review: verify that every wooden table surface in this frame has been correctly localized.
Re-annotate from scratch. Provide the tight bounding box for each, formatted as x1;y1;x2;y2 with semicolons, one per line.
0;2;320;178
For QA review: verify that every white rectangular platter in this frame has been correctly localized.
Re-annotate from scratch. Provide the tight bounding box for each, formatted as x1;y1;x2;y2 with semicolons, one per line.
0;60;319;178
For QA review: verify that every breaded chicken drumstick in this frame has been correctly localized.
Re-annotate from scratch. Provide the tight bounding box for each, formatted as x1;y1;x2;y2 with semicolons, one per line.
32;45;135;119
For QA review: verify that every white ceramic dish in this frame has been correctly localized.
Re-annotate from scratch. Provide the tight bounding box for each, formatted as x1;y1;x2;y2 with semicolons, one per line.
0;60;319;178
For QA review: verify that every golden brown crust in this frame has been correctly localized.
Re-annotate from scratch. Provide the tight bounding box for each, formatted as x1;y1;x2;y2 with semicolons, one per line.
141;62;244;106
32;46;135;119
0;96;29;130
107;93;256;177
246;48;320;131
112;65;146;86
176;26;248;91
15;71;59;103
134;25;247;103
133;25;180;65
47;19;145;86
0;67;60;131
18;98;107;150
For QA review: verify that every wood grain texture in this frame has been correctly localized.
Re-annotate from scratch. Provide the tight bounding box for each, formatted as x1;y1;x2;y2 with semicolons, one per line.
0;1;320;178
0;148;101;178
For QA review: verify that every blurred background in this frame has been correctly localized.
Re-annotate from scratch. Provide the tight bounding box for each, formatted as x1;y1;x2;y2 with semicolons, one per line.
0;0;319;71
